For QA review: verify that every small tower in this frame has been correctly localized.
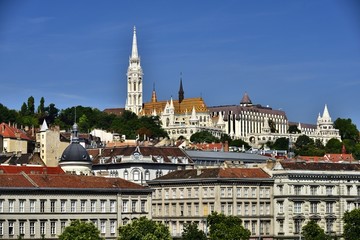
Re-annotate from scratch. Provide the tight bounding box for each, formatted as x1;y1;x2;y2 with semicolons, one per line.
125;26;144;115
178;73;184;104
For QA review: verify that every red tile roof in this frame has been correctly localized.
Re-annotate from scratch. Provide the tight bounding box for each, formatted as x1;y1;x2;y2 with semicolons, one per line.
297;153;357;163
0;165;64;174
154;167;270;180
0;173;148;190
0;122;32;141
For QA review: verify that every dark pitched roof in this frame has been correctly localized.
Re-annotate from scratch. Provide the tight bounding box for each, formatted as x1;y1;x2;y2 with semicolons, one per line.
92;146;193;165
280;161;360;171
154;168;270;180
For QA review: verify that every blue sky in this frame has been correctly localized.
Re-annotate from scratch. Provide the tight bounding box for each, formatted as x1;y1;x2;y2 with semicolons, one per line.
0;0;359;127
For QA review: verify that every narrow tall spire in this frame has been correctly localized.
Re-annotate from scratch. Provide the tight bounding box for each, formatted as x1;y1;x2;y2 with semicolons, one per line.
151;82;157;103
131;26;138;59
322;104;331;121
178;72;184;104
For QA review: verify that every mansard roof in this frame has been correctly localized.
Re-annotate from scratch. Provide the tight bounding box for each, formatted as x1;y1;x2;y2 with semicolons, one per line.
152;167;271;181
0;173;148;190
208;104;287;120
0;122;32;141
279;161;360;171
141;97;209;115
92;146;194;165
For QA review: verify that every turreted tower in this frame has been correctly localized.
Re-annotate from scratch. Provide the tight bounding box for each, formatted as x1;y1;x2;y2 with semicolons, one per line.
125;26;143;115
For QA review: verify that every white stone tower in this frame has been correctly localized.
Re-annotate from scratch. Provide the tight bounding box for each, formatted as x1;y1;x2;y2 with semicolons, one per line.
125;26;143;115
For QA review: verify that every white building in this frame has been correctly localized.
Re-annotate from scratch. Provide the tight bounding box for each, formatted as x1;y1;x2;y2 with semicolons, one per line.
0;172;152;239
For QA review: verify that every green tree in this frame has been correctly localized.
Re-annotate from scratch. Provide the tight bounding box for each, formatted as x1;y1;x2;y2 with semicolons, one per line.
272;137;289;150
0;103;18;123
38;97;45;114
207;212;250;240
182;222;207;240
27;96;35;115
78;114;90;133
288;124;301;134
20;102;27;116
44;103;59;125
343;208;360;240
325;138;342;153
231;139;251;151
118;217;171;240
268;119;277;133
58;219;103;240
334;118;359;142
190;131;219;143
302;220;330;240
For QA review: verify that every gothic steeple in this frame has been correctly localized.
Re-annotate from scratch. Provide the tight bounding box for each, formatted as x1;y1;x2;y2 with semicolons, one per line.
125;26;143;115
178;73;184;104
151;83;157;103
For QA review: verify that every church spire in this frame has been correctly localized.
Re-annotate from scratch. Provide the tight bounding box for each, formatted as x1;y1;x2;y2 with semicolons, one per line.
178;73;184;104
151;83;157;103
131;26;138;59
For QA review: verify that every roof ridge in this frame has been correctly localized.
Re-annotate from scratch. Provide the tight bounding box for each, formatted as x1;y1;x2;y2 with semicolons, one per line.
21;172;39;187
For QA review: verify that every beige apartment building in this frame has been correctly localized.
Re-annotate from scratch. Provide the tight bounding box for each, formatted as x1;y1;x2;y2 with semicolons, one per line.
0;173;152;239
148;167;274;239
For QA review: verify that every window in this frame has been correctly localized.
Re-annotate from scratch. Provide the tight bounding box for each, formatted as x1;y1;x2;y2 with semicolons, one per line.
294;219;301;234
180;204;184;216
91;200;96;212
19;221;25;235
81;200;86;212
172;203;176;215
237;188;241;197
40;221;46;235
310;202;318;214
157;189;162;198
122;200;128;212
326;186;333;195
40;200;45;212
244;188;249;197
110;200;116;213
326;202;333;213
131;200;137;212
172;189;176;198
228;203;232;215
266;203;270;215
194;188;199;198
251;187;256;197
133;170;140;181
347;185;352;195
0;200;3;212
260;203;264;215
310;186;318;195
141;201;146;212
227;187;232;197
60;221;66;233
187;203;191;216
100;220;106;234
71;200;76;212
50;200;56;213
294;186;301;195
245;203;249;215
9;200;14;212
278;220;284;233
30;221;35;235
145;171;150;181
50;221;56;235
294;202;302;213
9;221;14;235
20;200;25;212
187;188;191;198
194;204;199;216
251;221;257;235
0;221;3;235
326;219;333;233
251;203;256;215
221;188;225;197
61;200;66;212
221;203;225;214
278;201;284;214
165;189;169;199
278;185;283;195
180;189;184;199
124;170;128;180
101;200;106;212
210;187;214;197
110;220;116;234
237;203;242;215
203;187;208;197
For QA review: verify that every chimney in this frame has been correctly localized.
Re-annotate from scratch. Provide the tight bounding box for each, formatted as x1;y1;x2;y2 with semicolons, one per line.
224;141;229;152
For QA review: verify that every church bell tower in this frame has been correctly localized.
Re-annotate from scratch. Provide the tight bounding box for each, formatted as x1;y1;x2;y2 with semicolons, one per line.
125;26;143;115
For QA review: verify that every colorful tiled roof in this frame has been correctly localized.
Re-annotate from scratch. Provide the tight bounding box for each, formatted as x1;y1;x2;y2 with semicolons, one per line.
141;97;209;115
153;167;271;180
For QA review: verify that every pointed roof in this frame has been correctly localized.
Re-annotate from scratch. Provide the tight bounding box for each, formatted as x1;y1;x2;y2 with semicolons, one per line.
131;26;138;59
322;104;331;121
240;92;252;106
40;119;48;132
178;74;184;103
151;83;157;103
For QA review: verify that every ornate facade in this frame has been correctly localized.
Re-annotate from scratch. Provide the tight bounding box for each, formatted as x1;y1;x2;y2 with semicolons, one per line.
125;26;143;115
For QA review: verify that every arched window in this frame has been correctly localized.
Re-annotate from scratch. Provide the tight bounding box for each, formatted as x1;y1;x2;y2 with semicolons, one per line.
133;170;140;181
124;170;128;180
145;170;150;181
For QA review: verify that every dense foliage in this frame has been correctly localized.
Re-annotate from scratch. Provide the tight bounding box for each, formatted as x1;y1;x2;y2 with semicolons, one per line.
343;208;360;240
207;212;250;240
181;222;207;240
58;219;103;240
118;217;171;240
302;220;330;240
